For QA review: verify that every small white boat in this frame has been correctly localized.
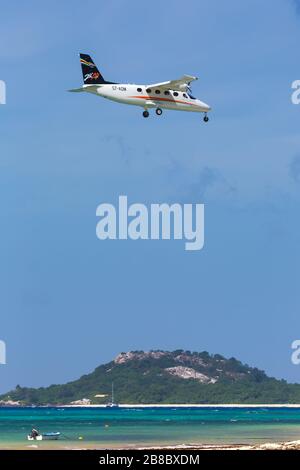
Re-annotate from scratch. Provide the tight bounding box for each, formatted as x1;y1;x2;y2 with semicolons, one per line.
27;432;61;441
106;382;119;409
106;402;119;409
27;435;43;441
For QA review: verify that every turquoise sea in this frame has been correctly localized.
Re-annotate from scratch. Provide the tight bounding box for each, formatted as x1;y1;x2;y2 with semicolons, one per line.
1;407;300;449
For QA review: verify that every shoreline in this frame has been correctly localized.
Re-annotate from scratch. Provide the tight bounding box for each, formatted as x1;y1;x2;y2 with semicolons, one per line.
131;440;300;451
63;403;300;408
0;440;299;451
3;401;300;409
2;403;300;409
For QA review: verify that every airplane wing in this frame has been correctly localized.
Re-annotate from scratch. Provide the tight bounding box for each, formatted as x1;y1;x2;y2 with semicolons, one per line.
146;75;198;91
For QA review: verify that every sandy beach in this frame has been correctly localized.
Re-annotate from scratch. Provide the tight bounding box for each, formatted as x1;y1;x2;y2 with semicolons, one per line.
1;440;299;451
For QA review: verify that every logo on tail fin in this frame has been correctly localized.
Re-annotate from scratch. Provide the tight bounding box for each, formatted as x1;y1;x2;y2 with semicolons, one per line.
80;58;96;68
78;53;116;85
84;72;100;82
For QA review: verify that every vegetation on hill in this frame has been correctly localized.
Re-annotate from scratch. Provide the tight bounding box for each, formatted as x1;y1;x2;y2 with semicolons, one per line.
1;350;300;405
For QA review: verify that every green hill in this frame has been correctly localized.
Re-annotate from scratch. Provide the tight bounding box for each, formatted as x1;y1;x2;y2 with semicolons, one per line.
2;350;300;405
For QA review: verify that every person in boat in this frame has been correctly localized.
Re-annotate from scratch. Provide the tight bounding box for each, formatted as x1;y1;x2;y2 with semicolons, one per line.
30;428;39;439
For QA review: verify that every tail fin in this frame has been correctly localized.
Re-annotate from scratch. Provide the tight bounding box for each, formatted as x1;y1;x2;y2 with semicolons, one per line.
79;53;106;85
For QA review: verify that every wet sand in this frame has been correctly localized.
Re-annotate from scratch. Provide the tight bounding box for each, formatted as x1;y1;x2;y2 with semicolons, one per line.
1;440;300;451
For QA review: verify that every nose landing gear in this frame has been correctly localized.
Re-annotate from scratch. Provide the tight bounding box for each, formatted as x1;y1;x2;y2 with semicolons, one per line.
203;113;209;123
143;110;150;118
156;108;163;116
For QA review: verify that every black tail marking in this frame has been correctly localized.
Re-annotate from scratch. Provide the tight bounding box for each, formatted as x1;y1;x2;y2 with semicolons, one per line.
79;53;115;85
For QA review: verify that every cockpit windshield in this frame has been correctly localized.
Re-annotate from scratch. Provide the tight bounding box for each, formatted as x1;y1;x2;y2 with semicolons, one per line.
188;92;196;100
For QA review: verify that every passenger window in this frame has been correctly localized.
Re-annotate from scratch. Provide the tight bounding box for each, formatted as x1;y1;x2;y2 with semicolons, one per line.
164;90;170;95
137;88;142;92
155;89;161;94
173;92;178;97
183;93;188;98
146;88;151;93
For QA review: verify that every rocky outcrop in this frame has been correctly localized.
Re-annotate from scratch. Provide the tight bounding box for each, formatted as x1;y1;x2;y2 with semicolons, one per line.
165;366;217;384
173;354;208;368
70;398;91;406
0;399;21;406
114;351;166;364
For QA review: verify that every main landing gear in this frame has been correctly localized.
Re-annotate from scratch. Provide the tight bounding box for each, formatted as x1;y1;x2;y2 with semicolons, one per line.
142;108;163;118
203;113;209;123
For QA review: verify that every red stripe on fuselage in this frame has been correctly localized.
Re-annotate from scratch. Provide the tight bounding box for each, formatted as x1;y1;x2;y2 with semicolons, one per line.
129;95;198;107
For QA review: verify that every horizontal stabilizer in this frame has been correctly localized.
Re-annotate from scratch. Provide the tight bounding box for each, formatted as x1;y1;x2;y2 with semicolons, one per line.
68;87;86;93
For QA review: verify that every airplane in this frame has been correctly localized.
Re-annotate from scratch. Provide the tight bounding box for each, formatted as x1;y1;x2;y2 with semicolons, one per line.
69;54;212;121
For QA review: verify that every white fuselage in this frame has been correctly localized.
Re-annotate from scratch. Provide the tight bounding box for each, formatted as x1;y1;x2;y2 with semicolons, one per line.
84;83;211;113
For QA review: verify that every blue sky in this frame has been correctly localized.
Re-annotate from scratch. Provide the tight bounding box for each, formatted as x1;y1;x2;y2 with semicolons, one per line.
0;0;300;392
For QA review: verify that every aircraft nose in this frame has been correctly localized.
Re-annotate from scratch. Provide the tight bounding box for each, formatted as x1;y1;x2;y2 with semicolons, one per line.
198;100;211;112
201;102;211;112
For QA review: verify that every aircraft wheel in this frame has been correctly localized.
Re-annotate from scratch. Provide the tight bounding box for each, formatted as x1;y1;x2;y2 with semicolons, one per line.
156;108;163;116
143;110;150;118
203;114;209;123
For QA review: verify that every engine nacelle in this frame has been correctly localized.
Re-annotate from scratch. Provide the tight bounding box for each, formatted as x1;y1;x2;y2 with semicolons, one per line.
178;83;188;91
